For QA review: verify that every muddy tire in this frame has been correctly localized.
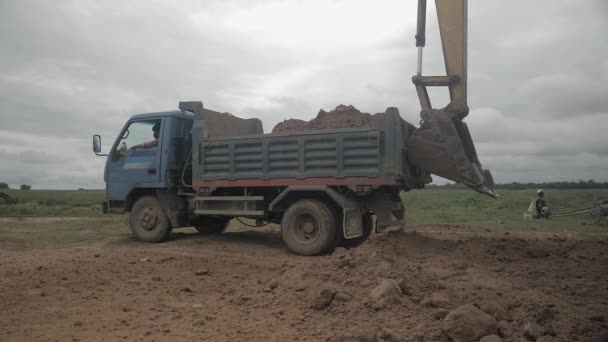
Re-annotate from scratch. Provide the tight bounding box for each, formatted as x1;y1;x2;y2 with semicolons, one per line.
194;217;230;234
339;213;372;249
129;195;172;242
281;199;339;256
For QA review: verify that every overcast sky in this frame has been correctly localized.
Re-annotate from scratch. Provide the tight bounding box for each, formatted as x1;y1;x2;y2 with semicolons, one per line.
1;0;607;189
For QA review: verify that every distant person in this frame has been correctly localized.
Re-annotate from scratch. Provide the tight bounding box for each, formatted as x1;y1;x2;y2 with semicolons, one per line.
534;189;551;219
131;122;160;150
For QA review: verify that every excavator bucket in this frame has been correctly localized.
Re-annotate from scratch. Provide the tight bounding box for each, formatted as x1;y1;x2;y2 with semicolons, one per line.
410;0;498;198
408;108;499;198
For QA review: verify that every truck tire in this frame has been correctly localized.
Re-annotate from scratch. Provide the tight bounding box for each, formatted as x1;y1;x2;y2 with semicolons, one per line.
129;195;172;242
281;199;339;256
194;217;230;234
339;213;372;249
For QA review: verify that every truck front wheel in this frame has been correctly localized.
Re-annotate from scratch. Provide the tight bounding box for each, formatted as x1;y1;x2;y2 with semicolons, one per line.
129;195;172;242
281;199;339;256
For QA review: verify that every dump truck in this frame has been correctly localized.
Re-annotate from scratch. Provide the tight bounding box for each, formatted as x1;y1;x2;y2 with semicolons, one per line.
93;0;497;255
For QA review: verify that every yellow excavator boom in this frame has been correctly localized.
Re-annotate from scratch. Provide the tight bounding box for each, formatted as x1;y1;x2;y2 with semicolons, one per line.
408;0;499;198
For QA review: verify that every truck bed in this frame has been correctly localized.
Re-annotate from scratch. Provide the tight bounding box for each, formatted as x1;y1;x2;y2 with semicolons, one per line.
191;108;426;190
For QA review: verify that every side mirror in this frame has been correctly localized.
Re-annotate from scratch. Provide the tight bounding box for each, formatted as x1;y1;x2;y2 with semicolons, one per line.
93;135;108;156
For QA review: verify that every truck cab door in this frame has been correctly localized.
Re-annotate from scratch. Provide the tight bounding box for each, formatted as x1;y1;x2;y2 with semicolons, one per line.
106;119;163;203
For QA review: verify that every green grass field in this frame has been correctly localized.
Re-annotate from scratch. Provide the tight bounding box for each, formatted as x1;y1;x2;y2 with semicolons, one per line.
0;189;105;217
402;188;608;232
1;188;607;233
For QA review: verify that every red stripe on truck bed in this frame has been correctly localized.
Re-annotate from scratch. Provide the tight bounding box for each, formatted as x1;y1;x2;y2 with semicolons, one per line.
192;177;386;188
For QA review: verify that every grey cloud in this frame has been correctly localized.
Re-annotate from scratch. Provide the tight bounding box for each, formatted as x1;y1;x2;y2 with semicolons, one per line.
515;72;608;118
466;0;608;119
0;129;105;189
481;153;608;184
1;0;607;188
468;108;608;157
17;150;69;164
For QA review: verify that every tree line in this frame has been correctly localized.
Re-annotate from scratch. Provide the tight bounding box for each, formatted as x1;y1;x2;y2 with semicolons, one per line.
0;183;32;190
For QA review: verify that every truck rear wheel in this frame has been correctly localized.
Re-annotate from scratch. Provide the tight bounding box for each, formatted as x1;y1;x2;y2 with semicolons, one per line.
130;195;172;242
194;217;230;234
281;199;339;256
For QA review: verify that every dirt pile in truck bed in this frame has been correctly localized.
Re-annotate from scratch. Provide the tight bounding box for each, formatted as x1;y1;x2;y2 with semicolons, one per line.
272;104;374;133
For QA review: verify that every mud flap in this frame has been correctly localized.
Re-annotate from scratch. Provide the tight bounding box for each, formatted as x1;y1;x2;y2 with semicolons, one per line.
365;191;405;233
408;108;498;198
342;209;363;239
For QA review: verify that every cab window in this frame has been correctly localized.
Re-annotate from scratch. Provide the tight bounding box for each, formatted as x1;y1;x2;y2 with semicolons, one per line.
114;120;161;158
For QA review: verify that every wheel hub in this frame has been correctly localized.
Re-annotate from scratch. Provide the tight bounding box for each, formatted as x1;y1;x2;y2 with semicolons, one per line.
292;213;320;245
302;222;315;234
139;207;159;231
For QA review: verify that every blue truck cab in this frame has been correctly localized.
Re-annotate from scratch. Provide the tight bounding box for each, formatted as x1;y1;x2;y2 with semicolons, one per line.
101;110;193;215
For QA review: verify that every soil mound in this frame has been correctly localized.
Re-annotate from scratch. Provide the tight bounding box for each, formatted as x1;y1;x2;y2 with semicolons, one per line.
272;105;373;133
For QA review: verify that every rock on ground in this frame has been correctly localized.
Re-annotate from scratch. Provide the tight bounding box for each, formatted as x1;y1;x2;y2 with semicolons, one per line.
334;292;352;302
535;306;557;325
397;278;413;295
370;279;402;301
478;301;510;321
369;279;403;309
313;287;336;311
523;320;543;340
496;320;513;338
422;291;453;309
442;304;497;342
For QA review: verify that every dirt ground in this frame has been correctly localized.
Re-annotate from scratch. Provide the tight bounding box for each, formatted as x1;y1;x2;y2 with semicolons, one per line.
1;222;607;342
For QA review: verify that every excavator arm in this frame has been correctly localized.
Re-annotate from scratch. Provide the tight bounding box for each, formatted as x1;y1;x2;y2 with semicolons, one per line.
408;0;499;198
